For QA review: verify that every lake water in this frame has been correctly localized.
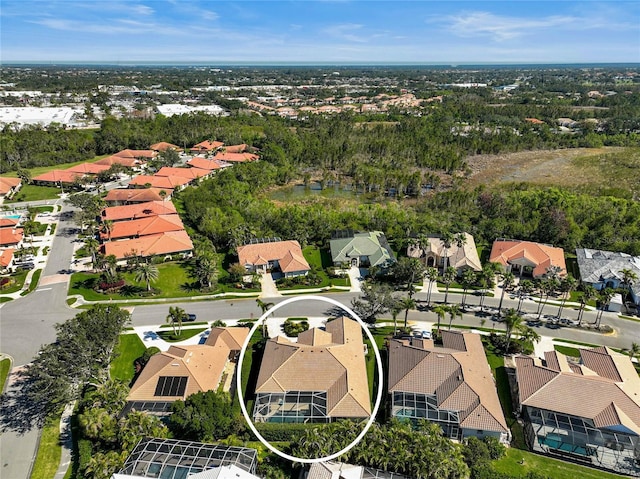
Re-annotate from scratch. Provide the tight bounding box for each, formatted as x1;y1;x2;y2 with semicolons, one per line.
268;182;359;201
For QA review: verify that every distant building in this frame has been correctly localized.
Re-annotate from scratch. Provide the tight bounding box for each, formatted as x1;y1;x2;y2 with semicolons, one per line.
330;231;396;269
237;240;310;278
0;177;21;200
388;331;510;444
407;232;481;274
254;317;371;423
305;461;413;479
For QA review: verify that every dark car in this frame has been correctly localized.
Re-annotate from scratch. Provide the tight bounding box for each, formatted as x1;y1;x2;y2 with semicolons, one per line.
16;262;35;270
186;313;197;322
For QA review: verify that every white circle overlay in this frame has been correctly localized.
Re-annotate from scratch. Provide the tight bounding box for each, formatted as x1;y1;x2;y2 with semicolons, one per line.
236;294;384;463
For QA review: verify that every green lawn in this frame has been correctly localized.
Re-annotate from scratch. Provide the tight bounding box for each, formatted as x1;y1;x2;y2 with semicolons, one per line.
5;184;62;203
483;339;525;448
110;333;146;383
2;155;110;179
493;448;627;479
0;270;29;294
157;327;207;342
0;358;11;392
29;414;62;479
554;345;581;357
21;269;42;296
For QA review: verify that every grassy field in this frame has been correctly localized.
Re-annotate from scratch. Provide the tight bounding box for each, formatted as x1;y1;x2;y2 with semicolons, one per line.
157;327;207;342
5;184;63;203
110;333;146;383
29;414;62;479
0;358;11;392
0;270;29;294
554;345;581;357
493;448;628;479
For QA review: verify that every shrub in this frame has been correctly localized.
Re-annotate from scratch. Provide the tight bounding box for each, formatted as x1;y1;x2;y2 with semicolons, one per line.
282;319;309;337
98;279;125;291
254;422;316;442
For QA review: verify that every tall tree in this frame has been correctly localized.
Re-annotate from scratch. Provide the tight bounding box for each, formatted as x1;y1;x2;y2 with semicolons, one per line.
351;282;394;325
620;268;638;304
556;274;577;319
424;267;439;306
517;279;535;313
595;287;615;328
133;261;159;291
441;266;457;304
460;269;476;309
447;304;462;330
256;298;275;337
433;304;448;332
166;306;188;336
439;232;454;271
497;270;515;317
503;308;524;354
577;285;597;326
399;296;416;331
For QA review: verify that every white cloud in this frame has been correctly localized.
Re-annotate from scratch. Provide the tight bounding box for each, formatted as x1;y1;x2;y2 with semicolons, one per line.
323;23;367;43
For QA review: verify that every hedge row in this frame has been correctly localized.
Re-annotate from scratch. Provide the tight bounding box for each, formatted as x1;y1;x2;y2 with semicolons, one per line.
254;422;319;442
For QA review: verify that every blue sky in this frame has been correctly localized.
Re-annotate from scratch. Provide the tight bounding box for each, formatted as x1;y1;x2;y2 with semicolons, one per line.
2;1;639;64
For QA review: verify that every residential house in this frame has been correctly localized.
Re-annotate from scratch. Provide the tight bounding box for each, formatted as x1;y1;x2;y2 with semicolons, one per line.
104;187;173;206
388;331;510;444
94;155;141;170
32;169;83;186
0;227;24;248
125;327;248;413
115;438;258;479
514;347;640;475
220;144;249;153
128;174;192;190
99;214;184;241
66;162;111;175
101;201;177;223
212;152;259;163
0;218;20;229
0;248;15;273
101;230;193;261
236;240;310;278
114;149;157;160
155;166;211;181
407;232;482;273
253;317;371;423
489;239;566;278
330;231;396;269
305;461;413;479
190;140;224;153
186;157;228;171
0;177;21;200
576;248;640;306
150;141;181;151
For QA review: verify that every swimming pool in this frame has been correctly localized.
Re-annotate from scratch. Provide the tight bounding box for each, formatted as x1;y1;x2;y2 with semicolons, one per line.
0;213;22;220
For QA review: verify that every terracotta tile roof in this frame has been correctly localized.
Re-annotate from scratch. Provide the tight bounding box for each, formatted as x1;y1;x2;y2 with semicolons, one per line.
525;118;545;124
114;149;157;159
66;162;111;175
213;152;259;162
237;240;310;274
94;155;139;168
155;166;211;179
388;331;508;434
129;175;192;189
104;187;173;204
186;157;226;171
128;327;248;403
101;200;178;222
0;248;15;268
150;141;181;151
255;317;371;418
0;218;19;229
102;230;193;260
0;227;23;246
407;232;482;271
514;348;640;434
489;239;566;277
221;144;248;153
99;214;184;240
0;176;21;195
33;169;83;184
190;140;224;152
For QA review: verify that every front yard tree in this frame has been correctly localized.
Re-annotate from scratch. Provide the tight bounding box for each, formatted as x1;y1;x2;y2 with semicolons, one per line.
503;308;524;353
424;267;439;306
556;274;577;319
433;304;448;332
3;305;130;429
166;306;188;337
620;268;638;304
193;252;219;290
460;269;476;309
391;257;425;298
447;304;462;330
134;261;159;292
497;270;515;317
351;282;394;324
441;266;457;304
399;296;416;330
577;285;597;325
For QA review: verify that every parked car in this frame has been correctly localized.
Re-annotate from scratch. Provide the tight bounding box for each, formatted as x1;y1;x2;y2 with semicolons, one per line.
421;330;432;339
186;313;197;322
16;262;35;270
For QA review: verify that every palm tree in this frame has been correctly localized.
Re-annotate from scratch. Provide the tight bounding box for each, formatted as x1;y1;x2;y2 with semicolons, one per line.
620;268;638;305
536;276;560;320
595;287;615;328
439;232;454;271
166;306;188;337
84;237;100;271
193;253;218;290
497;270;515;317
447;304;462;330
517;279;535;313
577;285;597;326
256;298;275;337
503;308;524;354
629;342;640;363
134;261;159;291
460;269;476;309
442;266;457;304
556;274;577;319
101;219;114;240
433;304;447;332
399;296;416;331
424;267;439;306
390;300;403;336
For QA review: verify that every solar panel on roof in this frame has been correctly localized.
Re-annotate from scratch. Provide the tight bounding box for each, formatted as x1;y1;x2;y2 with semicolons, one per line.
154;376;188;397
